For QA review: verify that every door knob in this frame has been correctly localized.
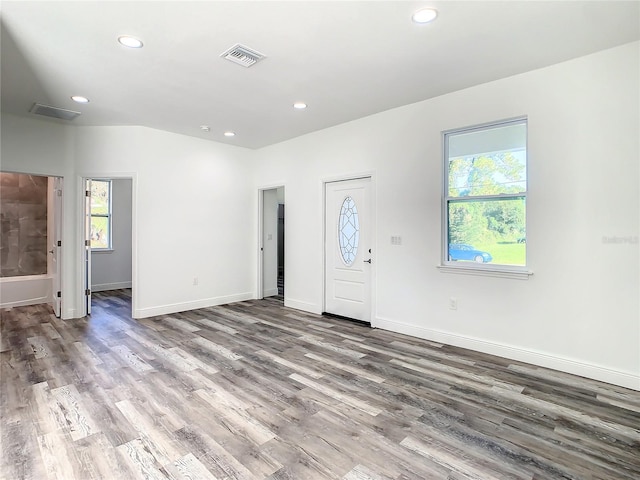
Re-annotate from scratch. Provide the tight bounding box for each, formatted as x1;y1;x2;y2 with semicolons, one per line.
363;259;371;264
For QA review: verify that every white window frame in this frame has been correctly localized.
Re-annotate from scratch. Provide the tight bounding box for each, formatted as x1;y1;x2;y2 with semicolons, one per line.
439;117;532;280
90;179;113;251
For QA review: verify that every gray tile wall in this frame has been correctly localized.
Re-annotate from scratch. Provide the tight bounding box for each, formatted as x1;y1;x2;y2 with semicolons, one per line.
0;173;48;277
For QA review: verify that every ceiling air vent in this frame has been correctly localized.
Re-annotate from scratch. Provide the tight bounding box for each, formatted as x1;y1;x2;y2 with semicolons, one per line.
30;103;81;121
220;43;266;68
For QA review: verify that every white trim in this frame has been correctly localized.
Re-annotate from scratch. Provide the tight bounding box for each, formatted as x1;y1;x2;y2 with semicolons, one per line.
256;188;264;299
91;281;132;292
374;316;640;391
437;264;533;280
285;298;322;315
442;117;529;273
134;292;253;319
78;173;137;319
256;184;285;300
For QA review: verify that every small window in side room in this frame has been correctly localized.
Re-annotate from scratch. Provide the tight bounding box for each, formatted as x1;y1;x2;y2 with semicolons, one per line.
90;180;112;249
444;118;527;269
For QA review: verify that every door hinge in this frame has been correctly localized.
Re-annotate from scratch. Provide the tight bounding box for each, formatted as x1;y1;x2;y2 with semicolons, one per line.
85;289;91;296
57;240;62;247
57;291;61;298
85;190;91;197
85;240;91;247
57;189;62;196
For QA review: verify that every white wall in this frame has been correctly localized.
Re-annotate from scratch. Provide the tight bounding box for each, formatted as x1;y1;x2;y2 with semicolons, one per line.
2;43;638;390
91;178;133;292
252;42;640;390
1;116;256;319
74;126;255;318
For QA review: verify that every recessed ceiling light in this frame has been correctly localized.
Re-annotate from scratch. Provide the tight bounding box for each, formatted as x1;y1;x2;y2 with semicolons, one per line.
293;102;307;110
412;8;438;24
224;131;236;137
118;35;144;48
200;125;210;132
71;95;89;104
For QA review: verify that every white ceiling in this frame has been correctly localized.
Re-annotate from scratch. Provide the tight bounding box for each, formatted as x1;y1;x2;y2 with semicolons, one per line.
2;1;639;149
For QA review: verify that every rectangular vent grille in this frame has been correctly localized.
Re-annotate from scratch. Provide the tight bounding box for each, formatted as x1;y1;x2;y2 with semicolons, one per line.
220;44;266;68
30;103;81;121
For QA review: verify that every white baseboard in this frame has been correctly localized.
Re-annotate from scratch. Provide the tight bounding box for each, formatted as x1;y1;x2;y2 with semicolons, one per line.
92;281;132;292
374;316;640;391
134;292;253;319
285;298;322;315
263;287;279;297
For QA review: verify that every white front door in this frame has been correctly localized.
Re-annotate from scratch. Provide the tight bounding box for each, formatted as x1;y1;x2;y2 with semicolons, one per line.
324;177;372;322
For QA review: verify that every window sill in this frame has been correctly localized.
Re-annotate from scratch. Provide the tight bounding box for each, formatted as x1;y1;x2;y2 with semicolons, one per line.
91;248;114;254
437;264;532;280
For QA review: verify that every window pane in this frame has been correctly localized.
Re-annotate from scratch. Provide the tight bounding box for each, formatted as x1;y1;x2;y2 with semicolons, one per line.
448;122;526;198
91;180;110;215
448;197;526;266
90;216;110;249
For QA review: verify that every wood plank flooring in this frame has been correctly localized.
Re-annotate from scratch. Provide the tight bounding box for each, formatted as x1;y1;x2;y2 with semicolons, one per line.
1;289;639;480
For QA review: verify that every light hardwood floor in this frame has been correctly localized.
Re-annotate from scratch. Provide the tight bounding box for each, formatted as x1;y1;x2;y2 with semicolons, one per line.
1;290;639;479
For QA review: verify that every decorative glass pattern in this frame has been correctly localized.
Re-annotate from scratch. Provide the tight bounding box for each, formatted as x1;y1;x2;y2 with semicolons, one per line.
338;196;359;266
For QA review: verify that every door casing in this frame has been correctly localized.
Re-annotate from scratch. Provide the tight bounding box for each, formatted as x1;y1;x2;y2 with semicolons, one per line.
80;174;137;317
257;185;285;300
48;176;63;317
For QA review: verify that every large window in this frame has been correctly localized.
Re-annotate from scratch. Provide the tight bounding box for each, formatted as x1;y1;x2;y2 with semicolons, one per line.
444;118;527;268
90;179;112;249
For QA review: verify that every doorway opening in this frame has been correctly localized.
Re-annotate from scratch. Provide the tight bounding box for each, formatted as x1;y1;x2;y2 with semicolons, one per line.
82;177;134;317
259;186;285;300
0;172;63;317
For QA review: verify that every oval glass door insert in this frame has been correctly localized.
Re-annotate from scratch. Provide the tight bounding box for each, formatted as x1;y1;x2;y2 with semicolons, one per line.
338;196;360;266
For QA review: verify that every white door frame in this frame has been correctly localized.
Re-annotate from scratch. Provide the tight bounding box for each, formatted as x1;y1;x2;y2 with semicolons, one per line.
257;185;285;299
322;173;376;325
79;174;137;317
0;170;64;314
49;176;63;317
84;178;92;315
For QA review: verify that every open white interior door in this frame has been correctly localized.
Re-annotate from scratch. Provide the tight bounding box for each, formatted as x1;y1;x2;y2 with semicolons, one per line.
51;177;63;317
324;177;372;322
84;179;92;315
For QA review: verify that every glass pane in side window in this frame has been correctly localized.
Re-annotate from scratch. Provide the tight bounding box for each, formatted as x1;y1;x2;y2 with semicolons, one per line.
91;181;110;215
90;216;109;249
448;197;526;266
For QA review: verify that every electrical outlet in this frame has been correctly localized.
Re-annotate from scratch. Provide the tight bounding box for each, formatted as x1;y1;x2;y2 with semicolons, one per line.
193;277;199;286
449;297;457;310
